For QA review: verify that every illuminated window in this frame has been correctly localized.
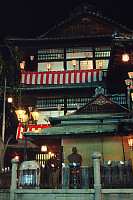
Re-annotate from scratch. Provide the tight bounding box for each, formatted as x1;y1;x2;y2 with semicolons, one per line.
95;46;111;58
80;60;93;70
96;60;109;69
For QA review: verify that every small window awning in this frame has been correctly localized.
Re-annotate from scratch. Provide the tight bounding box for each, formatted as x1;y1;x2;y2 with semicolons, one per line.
21;69;102;85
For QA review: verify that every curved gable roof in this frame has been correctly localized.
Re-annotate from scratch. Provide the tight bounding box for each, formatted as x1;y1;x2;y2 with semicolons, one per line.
39;4;131;39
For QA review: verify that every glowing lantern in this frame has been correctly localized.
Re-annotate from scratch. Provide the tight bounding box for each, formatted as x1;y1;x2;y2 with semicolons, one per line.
15;109;26;122
31;110;41;125
47;63;51;71
98;60;103;68
72;60;77;69
7;97;13;103
20;61;25;70
30;55;34;61
41;146;47;152
122;53;129;62
128;72;133;79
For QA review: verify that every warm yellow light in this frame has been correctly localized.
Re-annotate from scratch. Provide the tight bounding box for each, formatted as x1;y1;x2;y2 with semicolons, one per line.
7;97;13;103
98;60;103;68
131;93;133;101
128;138;133;147
47;63;51;70
15;109;26;121
122;53;129;62
20;61;25;70
41;145;47;152
21;114;28;123
31;110;41;121
15;156;20;160
72;60;77;67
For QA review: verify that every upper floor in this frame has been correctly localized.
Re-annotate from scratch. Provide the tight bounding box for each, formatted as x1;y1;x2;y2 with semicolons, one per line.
5;3;133;93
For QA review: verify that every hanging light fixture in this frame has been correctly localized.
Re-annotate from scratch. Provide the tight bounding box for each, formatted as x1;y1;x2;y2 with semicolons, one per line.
72;60;77;69
98;60;103;69
30;55;34;61
20;61;25;70
47;63;51;71
122;53;130;62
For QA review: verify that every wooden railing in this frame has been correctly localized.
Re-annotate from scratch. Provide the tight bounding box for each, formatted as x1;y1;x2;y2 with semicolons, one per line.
1;161;133;189
100;160;133;189
18;166;93;189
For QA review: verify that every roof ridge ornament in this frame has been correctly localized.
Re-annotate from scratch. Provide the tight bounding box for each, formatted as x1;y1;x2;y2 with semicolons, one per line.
95;87;105;97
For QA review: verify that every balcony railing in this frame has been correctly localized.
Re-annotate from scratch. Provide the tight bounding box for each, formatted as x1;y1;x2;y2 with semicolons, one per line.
21;69;102;85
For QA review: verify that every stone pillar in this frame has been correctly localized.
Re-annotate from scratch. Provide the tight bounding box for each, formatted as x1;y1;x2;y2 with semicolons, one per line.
91;152;102;200
10;158;19;200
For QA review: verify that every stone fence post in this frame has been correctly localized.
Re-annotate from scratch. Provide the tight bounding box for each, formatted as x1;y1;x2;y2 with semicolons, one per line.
91;152;102;200
10;158;19;200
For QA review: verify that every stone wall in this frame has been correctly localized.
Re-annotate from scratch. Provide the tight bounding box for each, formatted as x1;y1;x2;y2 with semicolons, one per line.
0;189;10;200
13;189;133;200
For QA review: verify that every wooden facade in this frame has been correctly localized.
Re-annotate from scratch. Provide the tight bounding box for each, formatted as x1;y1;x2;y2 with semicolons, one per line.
5;3;133;167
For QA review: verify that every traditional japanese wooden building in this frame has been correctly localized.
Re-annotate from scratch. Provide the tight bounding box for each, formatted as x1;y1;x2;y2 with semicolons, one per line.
5;3;133;166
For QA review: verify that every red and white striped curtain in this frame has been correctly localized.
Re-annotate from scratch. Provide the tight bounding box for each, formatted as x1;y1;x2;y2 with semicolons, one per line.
21;69;102;85
16;124;51;139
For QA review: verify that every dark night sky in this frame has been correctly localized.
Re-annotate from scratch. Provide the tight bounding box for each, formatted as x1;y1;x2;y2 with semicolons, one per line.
0;0;133;38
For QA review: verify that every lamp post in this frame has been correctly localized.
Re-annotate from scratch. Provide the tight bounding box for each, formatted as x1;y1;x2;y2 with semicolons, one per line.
2;78;13;143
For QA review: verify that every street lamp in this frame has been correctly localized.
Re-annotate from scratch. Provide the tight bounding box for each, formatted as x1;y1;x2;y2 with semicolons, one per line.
31;110;41;125
15;109;26;122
